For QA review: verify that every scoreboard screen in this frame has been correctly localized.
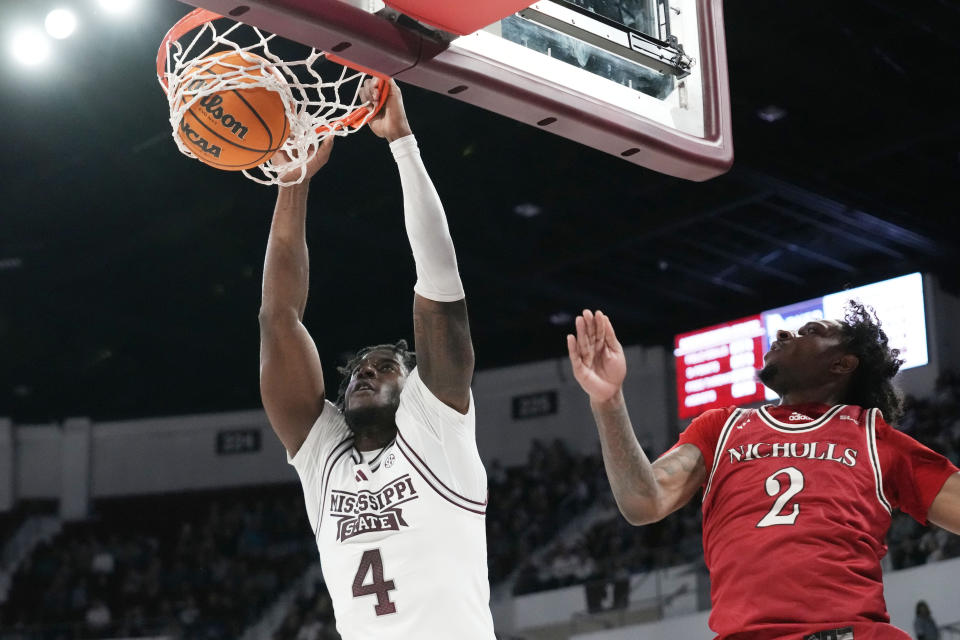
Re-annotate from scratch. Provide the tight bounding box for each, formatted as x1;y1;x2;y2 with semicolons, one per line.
675;272;928;417
675;315;766;418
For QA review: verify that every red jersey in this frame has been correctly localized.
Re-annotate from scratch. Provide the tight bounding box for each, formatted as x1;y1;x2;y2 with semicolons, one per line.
675;403;958;640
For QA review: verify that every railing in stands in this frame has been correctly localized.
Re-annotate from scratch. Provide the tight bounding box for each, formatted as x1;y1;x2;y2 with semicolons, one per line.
0;515;61;604
0;620;171;640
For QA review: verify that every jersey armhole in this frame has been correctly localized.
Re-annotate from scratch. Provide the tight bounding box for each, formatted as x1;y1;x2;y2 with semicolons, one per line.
399;367;476;441
287;400;343;467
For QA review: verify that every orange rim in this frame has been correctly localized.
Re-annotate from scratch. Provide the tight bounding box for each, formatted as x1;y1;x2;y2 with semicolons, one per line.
157;9;391;132
318;53;391;134
157;8;223;94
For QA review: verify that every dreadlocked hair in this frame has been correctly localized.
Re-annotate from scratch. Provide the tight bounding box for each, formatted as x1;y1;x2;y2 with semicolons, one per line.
838;300;905;424
335;340;417;410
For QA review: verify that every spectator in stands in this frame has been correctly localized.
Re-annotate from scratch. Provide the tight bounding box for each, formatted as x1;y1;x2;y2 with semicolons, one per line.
273;579;340;640
85;598;111;631
1;487;317;639
485;443;604;588
913;600;940;640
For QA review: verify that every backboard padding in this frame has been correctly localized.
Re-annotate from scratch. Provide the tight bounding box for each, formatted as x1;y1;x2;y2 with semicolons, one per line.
384;0;537;36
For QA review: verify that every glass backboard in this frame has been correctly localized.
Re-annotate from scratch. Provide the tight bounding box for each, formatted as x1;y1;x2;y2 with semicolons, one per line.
178;0;732;180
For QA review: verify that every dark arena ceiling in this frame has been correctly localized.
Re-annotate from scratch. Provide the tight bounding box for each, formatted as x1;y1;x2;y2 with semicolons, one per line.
1;0;958;423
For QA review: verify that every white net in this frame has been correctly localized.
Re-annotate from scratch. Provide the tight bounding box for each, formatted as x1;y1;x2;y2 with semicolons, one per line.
159;12;385;186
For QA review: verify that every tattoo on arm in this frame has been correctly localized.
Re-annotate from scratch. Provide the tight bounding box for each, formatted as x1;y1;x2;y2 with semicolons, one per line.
592;397;659;504
591;397;704;523
656;447;699;477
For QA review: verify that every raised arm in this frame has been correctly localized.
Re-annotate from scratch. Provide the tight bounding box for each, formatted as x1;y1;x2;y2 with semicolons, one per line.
365;79;474;413
258;139;334;455
567;310;706;525
928;472;960;535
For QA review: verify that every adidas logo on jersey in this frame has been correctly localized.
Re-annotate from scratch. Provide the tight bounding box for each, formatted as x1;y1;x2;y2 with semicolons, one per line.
788;412;812;421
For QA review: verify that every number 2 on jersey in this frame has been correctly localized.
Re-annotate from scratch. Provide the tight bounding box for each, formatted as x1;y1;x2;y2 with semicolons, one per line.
352;549;397;615
757;466;805;528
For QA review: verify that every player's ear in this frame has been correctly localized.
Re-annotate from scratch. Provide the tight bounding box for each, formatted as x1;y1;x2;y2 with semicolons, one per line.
831;353;859;376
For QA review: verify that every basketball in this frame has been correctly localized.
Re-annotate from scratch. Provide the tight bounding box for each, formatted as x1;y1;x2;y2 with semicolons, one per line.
175;51;290;171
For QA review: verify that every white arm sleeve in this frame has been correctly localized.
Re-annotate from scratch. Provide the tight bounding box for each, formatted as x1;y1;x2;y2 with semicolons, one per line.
390;134;465;302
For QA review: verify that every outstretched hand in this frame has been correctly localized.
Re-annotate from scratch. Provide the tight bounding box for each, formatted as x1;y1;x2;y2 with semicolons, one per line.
567;310;627;404
274;135;334;185
359;78;412;142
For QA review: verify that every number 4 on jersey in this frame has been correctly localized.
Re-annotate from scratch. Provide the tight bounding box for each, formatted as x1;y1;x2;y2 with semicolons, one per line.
353;549;397;615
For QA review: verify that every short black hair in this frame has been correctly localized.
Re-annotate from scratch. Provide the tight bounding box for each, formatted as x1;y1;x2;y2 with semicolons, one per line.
335;340;416;410
838;300;905;424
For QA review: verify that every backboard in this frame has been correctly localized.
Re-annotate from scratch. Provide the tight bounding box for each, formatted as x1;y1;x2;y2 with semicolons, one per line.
177;0;732;180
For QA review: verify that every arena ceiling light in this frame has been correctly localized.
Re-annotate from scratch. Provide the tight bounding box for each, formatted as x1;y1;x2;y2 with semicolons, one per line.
9;28;51;67
45;8;78;40
513;203;542;218
757;105;787;123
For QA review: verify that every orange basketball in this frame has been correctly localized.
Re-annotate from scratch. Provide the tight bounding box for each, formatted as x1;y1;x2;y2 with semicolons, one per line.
176;52;290;171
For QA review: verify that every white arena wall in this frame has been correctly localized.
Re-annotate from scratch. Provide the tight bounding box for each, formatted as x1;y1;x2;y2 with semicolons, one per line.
473;342;673;467
0;343;674;518
567;555;960;639
0;274;957;517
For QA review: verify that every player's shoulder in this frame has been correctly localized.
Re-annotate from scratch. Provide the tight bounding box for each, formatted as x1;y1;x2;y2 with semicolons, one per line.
858;407;924;454
853;405;898;434
869;411;912;443
313;400;351;443
397;365;475;437
694;405;740;423
287;400;351;471
685;406;740;433
710;405;740;418
400;364;426;393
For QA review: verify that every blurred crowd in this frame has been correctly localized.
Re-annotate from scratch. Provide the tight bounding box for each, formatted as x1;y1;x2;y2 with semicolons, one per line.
504;435;704;598
0;487;313;639
486;439;609;585
885;371;960;570
2;372;960;637
512;500;703;597
271;579;338;640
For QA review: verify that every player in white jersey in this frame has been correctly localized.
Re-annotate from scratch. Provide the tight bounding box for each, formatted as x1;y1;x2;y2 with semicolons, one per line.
258;79;496;640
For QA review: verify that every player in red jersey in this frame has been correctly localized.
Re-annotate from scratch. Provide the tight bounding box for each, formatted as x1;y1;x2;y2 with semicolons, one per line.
566;304;960;640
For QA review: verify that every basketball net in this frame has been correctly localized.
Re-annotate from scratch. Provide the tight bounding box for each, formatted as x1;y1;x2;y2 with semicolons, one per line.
157;8;390;186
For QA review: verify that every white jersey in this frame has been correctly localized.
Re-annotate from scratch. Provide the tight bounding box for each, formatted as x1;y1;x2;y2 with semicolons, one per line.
288;368;496;640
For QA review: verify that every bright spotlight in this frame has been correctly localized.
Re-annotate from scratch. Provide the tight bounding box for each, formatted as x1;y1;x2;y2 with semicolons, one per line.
45;8;78;40
97;0;136;14
10;28;51;67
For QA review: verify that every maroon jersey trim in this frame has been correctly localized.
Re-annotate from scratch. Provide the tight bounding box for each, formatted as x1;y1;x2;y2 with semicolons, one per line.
395;433;487;515
865;408;893;514
350;438;397;470
396;430;487;506
757;404;846;432
703;408;746;501
317;437;358;534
